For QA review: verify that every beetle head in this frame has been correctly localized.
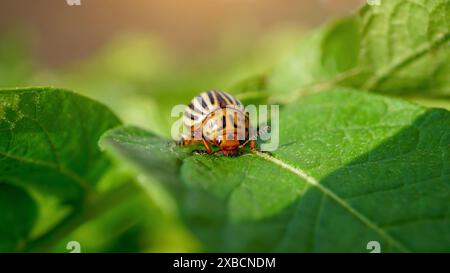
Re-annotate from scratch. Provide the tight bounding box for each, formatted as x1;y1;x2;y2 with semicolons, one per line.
216;134;240;156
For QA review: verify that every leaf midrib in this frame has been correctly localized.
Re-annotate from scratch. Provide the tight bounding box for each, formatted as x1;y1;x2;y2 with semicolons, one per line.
254;151;412;252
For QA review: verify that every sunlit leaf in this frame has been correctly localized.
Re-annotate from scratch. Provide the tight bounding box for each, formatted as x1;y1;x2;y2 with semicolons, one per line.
268;0;450;98
100;89;450;252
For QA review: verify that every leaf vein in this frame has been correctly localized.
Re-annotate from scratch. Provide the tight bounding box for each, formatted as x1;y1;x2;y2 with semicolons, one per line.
255;151;412;252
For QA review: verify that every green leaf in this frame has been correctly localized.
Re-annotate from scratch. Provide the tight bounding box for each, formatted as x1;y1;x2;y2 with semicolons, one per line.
0;87;121;201
268;17;362;97
99;127;195;193
359;0;450;95
0;87;122;251
0;183;37;252
268;0;450;98
100;89;450;252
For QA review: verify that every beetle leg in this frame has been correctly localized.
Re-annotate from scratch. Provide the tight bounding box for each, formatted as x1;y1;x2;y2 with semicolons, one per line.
179;132;207;146
193;140;212;155
238;139;250;149
250;139;256;151
178;133;192;145
239;127;257;151
237;139;257;151
202;138;212;154
250;126;257;151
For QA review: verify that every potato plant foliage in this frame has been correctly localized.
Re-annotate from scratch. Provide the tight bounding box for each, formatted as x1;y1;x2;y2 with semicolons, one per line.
0;0;449;252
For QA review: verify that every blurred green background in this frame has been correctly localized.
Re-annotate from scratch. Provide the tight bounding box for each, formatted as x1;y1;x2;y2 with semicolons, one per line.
0;0;364;252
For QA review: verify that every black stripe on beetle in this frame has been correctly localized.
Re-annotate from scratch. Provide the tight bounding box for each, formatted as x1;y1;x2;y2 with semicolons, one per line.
188;102;203;115
216;92;228;108
196;96;208;111
222;91;237;105
207;91;216;105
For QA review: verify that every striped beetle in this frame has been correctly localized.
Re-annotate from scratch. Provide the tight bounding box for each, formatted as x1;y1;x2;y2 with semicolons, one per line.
180;90;256;156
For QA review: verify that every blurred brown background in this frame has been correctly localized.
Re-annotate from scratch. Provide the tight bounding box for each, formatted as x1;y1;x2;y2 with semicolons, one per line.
0;0;363;67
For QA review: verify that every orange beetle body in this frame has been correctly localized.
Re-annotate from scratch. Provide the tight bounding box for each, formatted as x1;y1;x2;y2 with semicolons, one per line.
181;90;256;156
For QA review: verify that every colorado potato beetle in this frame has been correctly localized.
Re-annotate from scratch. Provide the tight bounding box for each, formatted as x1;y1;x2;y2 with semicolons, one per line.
181;90;256;156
